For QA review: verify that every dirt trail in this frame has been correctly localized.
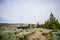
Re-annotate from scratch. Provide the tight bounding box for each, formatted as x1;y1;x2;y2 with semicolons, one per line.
27;31;48;40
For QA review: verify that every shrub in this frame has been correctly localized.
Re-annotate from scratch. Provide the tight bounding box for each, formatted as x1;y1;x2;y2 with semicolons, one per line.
2;30;17;40
33;38;40;40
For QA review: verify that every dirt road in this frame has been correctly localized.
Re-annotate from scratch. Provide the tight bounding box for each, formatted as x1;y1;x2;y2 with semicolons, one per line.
27;31;48;40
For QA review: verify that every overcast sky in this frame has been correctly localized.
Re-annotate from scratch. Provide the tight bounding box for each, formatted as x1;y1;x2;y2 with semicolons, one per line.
0;0;60;24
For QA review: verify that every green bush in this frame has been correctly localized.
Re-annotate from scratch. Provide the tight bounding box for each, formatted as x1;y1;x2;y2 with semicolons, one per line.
33;38;40;40
46;34;52;40
2;30;17;40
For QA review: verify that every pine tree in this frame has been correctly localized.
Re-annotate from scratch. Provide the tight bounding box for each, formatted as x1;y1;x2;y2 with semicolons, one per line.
44;12;59;30
36;22;40;28
44;20;51;29
49;12;56;29
49;12;56;24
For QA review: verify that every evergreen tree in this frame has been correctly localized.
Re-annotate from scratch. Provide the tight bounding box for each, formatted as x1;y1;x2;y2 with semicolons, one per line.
44;20;51;29
52;24;57;32
49;12;59;29
44;12;60;30
55;19;60;29
36;22;40;28
31;24;35;28
49;12;56;26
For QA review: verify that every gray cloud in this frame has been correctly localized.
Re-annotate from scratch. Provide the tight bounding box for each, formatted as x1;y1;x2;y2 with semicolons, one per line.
0;0;60;24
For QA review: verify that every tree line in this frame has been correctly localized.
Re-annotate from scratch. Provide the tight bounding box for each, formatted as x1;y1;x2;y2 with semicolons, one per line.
36;12;60;31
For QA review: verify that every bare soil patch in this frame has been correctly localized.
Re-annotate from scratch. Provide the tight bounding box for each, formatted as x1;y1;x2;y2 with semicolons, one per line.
27;31;48;40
